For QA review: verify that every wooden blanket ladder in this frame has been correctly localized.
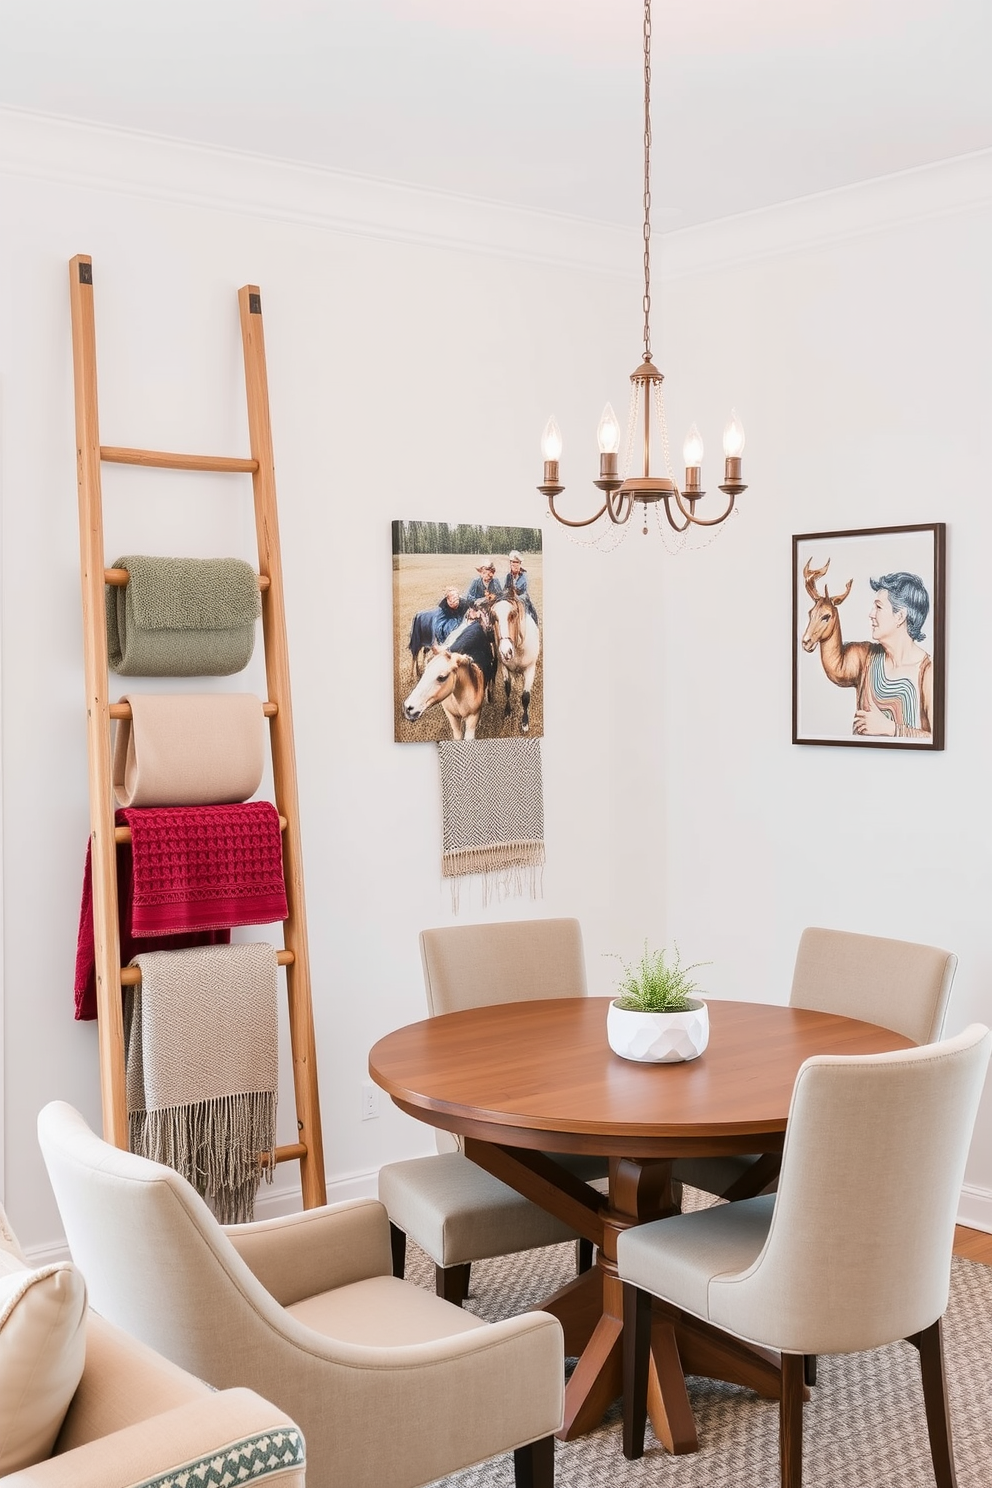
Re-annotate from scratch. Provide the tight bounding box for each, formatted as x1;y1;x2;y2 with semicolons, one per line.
69;254;326;1208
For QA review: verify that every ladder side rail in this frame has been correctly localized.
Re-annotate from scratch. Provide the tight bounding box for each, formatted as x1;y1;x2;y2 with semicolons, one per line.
68;255;128;1148
238;285;327;1208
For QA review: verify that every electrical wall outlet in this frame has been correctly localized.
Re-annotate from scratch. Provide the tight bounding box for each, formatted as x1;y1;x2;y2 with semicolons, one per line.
361;1081;380;1120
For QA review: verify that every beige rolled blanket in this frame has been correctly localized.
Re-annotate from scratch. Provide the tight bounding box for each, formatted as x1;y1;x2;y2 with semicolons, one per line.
125;941;279;1225
106;555;261;676
113;693;266;807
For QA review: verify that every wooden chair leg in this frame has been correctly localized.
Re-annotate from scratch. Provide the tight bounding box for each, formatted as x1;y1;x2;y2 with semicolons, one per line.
514;1434;555;1488
779;1352;805;1488
622;1282;653;1460
389;1222;406;1279
577;1237;593;1274
436;1261;471;1306
909;1320;959;1488
803;1354;817;1387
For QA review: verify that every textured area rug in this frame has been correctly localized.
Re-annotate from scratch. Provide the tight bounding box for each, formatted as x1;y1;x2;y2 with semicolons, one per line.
406;1202;992;1487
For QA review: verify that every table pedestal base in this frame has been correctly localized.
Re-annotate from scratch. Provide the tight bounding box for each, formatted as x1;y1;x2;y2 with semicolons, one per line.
466;1141;790;1450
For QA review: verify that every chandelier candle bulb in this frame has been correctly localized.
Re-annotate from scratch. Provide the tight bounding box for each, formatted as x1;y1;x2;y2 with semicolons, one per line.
597;403;621;455
722;409;746;459
683;423;705;498
541;416;562;463
538;416;565;498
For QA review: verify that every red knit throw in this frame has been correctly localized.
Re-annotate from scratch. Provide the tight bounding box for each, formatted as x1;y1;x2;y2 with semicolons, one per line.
123;803;288;935
73;802;288;1021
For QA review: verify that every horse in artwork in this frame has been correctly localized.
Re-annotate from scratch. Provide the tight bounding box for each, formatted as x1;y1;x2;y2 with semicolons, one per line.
490;589;541;734
407;608;439;679
401;621;497;740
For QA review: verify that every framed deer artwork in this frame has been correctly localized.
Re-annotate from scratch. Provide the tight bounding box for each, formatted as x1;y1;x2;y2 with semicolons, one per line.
793;523;946;750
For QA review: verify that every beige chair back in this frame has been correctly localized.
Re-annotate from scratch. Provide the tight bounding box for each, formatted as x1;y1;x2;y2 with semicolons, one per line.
709;1024;991;1356
790;927;956;1044
420;918;587;1017
36;1103;381;1389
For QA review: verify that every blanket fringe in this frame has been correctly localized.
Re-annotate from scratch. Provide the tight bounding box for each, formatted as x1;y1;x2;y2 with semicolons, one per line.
442;842;545;914
130;1090;276;1225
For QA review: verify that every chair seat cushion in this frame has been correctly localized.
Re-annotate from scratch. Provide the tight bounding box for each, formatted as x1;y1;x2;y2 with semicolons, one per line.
617;1194;775;1321
286;1274;487;1346
378;1152;577;1266
0;1249;88;1473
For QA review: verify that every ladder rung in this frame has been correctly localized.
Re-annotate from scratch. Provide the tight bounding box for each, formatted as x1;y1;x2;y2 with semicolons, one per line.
270;1143;307;1166
104;567;270;591
101;446;258;473
119;948;296;987
109;700;278;720
114;814;287;843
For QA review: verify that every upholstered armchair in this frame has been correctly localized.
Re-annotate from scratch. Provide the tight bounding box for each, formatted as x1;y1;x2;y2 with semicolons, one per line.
38;1102;564;1488
0;1201;305;1488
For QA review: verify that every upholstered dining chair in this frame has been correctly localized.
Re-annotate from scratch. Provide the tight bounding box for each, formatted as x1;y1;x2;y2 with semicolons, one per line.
618;1023;991;1488
378;918;608;1303
673;926;958;1203
37;1102;564;1488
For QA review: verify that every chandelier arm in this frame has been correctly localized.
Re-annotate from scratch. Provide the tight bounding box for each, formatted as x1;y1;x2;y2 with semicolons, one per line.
671;487;738;527
660;495;692;533
545;492;612;529
605;487;634;525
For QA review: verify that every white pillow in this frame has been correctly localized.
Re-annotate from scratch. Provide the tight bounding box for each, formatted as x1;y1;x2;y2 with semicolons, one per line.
0;1246;87;1473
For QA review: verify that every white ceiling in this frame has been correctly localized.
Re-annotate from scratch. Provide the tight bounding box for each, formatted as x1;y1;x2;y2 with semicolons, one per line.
1;0;990;230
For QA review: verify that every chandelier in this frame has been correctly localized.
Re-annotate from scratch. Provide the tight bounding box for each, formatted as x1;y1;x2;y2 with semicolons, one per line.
538;0;747;538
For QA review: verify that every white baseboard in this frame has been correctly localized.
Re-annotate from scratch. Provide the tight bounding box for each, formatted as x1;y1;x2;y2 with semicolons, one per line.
957;1184;992;1236
251;1167;380;1219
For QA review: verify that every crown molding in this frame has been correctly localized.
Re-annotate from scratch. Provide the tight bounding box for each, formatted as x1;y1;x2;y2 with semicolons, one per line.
3;106;989;285
0;105;639;279
659;150;992;281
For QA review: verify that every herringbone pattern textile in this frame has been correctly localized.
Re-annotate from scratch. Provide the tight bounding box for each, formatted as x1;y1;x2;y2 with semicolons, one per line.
438;739;544;904
411;1195;992;1487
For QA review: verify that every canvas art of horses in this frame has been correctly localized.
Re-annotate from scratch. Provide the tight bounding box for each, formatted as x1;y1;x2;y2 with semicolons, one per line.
490;589;541;733
401;621;498;740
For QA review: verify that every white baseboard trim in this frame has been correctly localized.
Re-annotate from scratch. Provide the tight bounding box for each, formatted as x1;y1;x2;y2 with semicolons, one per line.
957;1184;992;1236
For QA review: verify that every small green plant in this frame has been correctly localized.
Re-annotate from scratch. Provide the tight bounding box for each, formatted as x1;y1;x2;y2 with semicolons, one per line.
611;942;710;1013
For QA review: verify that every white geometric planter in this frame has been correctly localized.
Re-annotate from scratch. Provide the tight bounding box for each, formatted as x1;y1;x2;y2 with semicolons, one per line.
606;998;709;1064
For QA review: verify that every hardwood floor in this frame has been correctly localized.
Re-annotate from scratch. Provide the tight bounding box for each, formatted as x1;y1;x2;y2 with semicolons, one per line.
953;1225;992;1265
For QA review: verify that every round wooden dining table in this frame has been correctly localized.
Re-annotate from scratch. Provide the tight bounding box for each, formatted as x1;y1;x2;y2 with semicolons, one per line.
369;996;913;1450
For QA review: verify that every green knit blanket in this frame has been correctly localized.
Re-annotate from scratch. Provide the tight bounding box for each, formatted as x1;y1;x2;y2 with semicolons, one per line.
106;556;262;676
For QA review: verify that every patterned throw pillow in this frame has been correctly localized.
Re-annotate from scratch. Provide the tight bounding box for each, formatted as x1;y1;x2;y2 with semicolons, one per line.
0;1247;87;1473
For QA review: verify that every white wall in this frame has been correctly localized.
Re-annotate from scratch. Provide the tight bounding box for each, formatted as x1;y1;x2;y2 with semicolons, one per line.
653;153;992;1228
2;109;990;1249
0;109;666;1252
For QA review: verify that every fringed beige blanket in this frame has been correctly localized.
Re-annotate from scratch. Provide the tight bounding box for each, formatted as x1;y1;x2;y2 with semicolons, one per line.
438;739;545;912
125;942;278;1224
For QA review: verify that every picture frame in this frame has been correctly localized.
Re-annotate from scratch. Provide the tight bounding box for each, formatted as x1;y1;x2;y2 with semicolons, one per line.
391;520;543;743
792;523;945;750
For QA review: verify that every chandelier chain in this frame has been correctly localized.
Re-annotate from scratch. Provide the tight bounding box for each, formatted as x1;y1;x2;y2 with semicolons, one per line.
642;0;652;360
